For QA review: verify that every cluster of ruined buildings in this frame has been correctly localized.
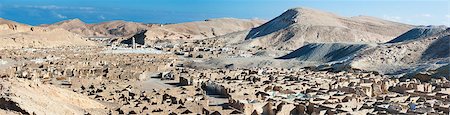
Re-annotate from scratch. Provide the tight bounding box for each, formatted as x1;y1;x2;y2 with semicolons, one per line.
152;39;264;59
0;47;176;85
0;45;449;115
176;68;450;114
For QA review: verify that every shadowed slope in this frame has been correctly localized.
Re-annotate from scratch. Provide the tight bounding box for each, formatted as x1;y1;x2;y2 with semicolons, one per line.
388;25;447;43
277;43;371;63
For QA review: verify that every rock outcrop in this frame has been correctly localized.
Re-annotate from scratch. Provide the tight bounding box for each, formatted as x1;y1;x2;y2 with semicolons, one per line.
0;78;106;115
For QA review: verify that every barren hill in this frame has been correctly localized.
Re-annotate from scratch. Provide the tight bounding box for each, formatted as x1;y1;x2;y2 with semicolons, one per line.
42;19;150;37
242;7;413;50
347;27;449;78
120;18;265;45
142;18;264;40
0;18;34;32
43;18;264;45
0;18;95;48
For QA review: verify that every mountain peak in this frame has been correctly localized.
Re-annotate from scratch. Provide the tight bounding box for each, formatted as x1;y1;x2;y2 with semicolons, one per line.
57;18;85;26
68;18;84;23
288;7;323;13
287;7;337;17
245;7;343;40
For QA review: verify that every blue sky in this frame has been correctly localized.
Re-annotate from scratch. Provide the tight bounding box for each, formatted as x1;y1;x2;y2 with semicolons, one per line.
0;0;448;26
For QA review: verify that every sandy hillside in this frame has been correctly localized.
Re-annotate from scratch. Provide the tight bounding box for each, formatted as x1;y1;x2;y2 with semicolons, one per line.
43;18;264;44
273;26;448;78
42;18;264;46
42;19;150;38
119;18;265;46
0;18;96;48
345;27;449;77
226;7;413;50
0;18;30;31
0;78;106;115
142;18;265;40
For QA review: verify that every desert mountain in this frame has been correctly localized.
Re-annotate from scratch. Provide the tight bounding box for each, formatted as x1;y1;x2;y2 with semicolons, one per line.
42;19;150;37
241;7;413;50
43;18;264;45
44;18;265;39
0;18;95;48
120;18;265;45
143;18;264;40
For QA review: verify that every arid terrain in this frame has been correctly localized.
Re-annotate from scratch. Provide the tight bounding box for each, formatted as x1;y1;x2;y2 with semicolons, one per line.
0;7;449;115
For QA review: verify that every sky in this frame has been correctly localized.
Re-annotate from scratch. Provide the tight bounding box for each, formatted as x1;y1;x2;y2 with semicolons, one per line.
0;0;448;26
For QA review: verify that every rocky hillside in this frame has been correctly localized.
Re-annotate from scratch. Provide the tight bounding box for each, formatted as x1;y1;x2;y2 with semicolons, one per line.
276;26;449;79
119;18;265;46
143;18;265;40
348;27;449;77
0;78;106;114
42;19;150;37
42;18;265;45
0;18;95;48
1;17;264;48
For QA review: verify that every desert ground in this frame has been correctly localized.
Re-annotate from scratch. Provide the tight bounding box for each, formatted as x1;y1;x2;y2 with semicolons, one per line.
0;7;449;115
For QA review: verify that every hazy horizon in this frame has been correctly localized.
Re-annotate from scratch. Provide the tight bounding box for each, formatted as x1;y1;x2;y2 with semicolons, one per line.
0;0;448;26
